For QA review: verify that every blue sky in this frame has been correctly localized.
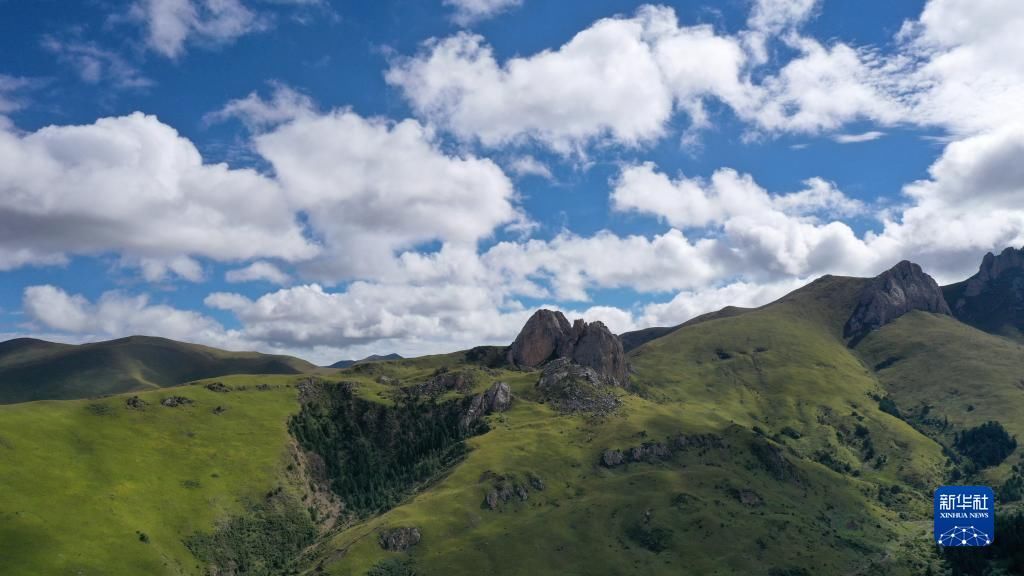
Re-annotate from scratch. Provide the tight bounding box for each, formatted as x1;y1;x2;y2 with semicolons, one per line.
1;0;1023;363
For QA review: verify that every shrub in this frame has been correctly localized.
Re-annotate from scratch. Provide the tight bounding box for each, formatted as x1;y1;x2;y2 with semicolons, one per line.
954;421;1017;469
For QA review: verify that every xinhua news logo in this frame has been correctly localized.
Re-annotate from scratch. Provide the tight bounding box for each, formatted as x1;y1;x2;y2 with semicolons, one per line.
934;485;995;547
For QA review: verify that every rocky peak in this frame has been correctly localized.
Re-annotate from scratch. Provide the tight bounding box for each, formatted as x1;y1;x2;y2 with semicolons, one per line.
506;309;573;368
844;260;951;345
507;309;628;385
944;246;1024;339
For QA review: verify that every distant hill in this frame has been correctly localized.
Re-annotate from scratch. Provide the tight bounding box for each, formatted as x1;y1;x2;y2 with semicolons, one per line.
618;305;752;352
329;353;403;369
0;335;318;404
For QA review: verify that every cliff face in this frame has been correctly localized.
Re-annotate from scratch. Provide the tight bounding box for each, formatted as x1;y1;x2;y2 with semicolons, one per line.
943;247;1024;340
507;310;628;386
844;261;951;345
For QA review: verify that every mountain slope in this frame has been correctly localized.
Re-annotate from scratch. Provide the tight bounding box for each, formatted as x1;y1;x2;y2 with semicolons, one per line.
944;246;1024;341
0;335;319;404
618;305;751;352
309;274;949;575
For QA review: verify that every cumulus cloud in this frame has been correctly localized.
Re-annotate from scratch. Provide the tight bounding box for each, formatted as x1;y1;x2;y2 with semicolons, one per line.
507;155;553;179
225;260;291;284
129;0;265;58
23;285;240;346
254;108;521;280
205;82;316;130
444;0;522;26
0;112;317;277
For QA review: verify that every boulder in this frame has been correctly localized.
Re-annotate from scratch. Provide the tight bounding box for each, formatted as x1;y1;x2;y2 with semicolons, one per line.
460;381;513;431
844;260;951;345
571;320;628;386
160;396;193;408
378;527;421;551
507;309;573;368
601;449;625;467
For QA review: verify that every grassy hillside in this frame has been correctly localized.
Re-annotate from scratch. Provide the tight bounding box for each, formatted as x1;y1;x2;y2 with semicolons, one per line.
308;276;948;575
4;273;1022;576
856;312;1024;485
619;305;751;352
0;375;308;575
0;335;321;404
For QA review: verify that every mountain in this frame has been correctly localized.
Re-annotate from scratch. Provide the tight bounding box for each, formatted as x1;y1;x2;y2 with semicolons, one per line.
329;353;404;369
618;305;751;352
944;246;1024;341
3;253;1024;575
0;335;318;404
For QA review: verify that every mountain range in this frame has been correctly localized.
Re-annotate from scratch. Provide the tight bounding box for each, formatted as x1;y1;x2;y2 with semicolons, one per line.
2;247;1024;575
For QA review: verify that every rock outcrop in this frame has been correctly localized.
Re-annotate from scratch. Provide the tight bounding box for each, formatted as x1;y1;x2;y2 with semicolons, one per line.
378;527;421;551
600;433;725;468
536;358;620;414
943;246;1024;340
460;381;512;430
507;309;628;385
844;261;951;345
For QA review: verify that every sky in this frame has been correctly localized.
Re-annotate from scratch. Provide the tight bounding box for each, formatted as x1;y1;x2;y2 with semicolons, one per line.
1;0;1023;364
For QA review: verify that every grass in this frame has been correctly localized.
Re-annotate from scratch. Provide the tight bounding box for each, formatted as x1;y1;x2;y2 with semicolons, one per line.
0;375;304;575
306;275;948;575
2;274;1014;576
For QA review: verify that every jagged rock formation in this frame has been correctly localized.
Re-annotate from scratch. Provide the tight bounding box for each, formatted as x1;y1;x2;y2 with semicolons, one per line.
460;381;512;430
943;246;1024;340
507;309;628;385
844;261;951;345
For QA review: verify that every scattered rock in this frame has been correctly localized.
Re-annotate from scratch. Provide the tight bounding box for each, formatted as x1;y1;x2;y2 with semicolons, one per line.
536;358;620;415
415;368;476;397
125;396;148;410
481;473;530;511
731;488;764;507
844;260;951;345
601;442;672;468
204;382;230;393
212;406;227;415
527;472;546;491
601;449;625;467
378;527;421;551
750;439;802;484
160;396;193;408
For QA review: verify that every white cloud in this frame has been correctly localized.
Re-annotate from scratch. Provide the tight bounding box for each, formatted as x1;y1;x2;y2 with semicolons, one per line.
254;108;521;280
507;155;553;179
612;163;863;229
0;75;32;115
833;130;885;143
205;82;315;130
444;0;522;26
386;6;724;152
226;260;291;284
41;37;153;89
130;0;265;58
23;285;239;346
636;277;809;327
0;112;317;278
